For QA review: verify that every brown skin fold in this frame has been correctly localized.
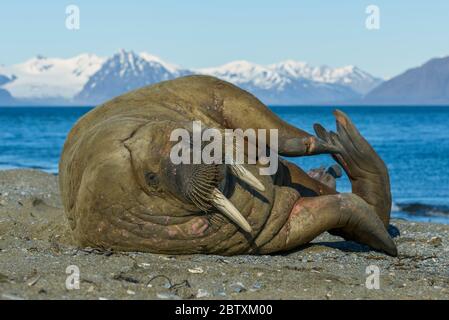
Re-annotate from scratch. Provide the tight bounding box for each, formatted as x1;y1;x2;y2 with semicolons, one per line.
59;75;397;256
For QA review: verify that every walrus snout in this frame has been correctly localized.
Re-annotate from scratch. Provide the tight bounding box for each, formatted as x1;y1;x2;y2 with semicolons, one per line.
161;160;224;211
161;154;265;233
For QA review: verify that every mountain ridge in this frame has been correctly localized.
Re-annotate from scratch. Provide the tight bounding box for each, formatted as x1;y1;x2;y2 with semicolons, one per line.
0;49;382;106
364;56;449;105
3;51;449;106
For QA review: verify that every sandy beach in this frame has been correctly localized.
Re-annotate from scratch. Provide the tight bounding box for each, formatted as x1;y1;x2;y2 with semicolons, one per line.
0;169;448;300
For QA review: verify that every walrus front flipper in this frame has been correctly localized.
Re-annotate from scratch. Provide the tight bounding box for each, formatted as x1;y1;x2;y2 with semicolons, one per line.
180;75;341;157
257;193;397;256
314;110;392;227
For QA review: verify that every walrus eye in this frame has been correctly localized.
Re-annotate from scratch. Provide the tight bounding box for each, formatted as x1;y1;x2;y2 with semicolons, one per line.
145;171;159;186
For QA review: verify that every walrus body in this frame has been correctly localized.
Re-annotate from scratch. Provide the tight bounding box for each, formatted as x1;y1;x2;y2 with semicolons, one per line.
59;75;397;256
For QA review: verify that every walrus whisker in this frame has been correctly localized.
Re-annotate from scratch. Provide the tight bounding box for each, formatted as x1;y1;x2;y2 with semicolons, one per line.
211;188;252;233
182;163;221;206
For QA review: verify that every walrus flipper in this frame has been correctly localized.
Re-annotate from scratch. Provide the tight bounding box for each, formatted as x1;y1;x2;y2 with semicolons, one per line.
314;110;392;227
177;75;341;157
257;193;397;256
312;110;396;255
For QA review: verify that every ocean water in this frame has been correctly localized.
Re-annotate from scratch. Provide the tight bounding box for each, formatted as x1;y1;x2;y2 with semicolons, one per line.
1;106;449;224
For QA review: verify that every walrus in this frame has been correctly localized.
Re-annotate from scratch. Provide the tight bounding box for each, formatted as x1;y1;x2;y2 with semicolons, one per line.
59;75;397;256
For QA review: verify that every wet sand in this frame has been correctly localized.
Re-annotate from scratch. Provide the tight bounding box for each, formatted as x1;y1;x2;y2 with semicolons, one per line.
0;169;448;300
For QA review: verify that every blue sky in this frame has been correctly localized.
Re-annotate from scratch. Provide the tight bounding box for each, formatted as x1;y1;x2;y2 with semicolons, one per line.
1;1;448;78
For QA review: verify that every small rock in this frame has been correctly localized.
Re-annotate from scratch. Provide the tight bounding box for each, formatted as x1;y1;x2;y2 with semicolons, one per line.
87;286;94;293
160;256;175;261
127;289;135;295
428;237;442;247
138;262;151;268
230;282;246;293
188;267;204;274
214;288;227;297
27;275;41;287
196;289;210;298
156;292;180;299
249;281;262;292
163;282;171;289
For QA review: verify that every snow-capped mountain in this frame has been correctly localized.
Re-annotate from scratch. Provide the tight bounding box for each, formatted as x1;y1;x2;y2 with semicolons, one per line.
75;50;191;104
0;49;383;105
0;54;104;101
139;52;183;75
0;74;16;86
197;60;360;105
268;60;382;94
198;60;287;90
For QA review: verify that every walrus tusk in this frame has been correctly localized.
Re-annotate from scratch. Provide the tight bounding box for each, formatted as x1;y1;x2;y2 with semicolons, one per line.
222;140;265;192
211;188;252;233
229;164;265;192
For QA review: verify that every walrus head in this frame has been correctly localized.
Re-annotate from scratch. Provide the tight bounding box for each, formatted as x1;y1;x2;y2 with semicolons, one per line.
59;75;397;256
123;120;267;234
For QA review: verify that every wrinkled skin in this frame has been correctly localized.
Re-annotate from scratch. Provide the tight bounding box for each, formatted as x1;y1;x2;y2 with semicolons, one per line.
59;75;397;256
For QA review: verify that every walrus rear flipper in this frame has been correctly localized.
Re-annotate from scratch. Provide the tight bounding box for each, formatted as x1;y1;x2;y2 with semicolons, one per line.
314;110;392;227
313;110;396;255
257;193;397;256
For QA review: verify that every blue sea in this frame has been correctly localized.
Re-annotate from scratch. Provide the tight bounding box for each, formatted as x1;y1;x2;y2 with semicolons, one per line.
1;106;449;224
